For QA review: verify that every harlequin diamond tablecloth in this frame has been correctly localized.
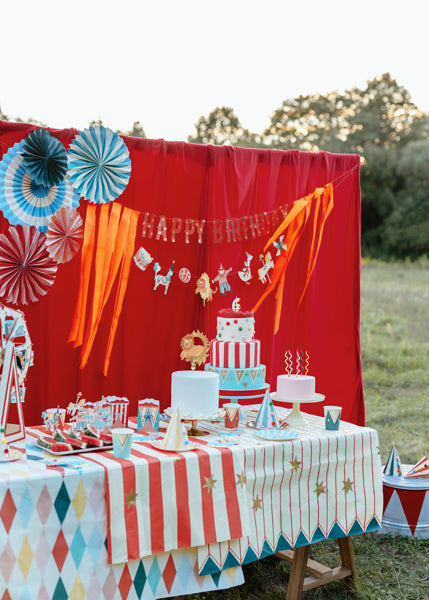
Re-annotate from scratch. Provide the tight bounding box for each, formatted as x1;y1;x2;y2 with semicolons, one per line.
1;406;383;599
0;443;243;600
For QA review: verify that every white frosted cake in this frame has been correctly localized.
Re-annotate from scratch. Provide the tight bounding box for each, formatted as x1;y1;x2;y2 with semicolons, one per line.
171;370;219;418
277;374;316;400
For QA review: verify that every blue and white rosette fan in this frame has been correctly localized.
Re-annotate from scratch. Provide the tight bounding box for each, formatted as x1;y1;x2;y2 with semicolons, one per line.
21;128;68;187
67;126;131;204
0;141;80;232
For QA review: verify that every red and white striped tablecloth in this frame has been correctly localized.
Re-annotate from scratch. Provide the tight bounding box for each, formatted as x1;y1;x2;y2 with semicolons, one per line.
85;441;250;564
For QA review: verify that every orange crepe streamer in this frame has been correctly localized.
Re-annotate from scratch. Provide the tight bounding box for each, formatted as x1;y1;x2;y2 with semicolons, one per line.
253;184;334;334
103;208;139;375
68;203;97;347
298;184;334;305
79;203;123;368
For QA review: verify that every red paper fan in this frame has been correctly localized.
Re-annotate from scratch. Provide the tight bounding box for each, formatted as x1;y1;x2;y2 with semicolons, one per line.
45;206;83;263
0;225;58;305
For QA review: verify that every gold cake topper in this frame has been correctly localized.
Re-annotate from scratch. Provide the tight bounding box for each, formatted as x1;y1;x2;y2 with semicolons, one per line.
180;330;210;370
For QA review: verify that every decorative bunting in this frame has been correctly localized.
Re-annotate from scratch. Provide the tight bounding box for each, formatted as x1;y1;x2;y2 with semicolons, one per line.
238;252;253;284
140;205;287;245
213;265;232;295
153;261;175;294
195;273;216;305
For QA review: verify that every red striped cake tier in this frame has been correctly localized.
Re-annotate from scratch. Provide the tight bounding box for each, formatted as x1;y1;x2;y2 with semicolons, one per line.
210;340;261;369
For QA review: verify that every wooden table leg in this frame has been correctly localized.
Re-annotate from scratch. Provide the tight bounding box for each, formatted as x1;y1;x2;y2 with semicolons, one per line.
276;536;359;599
338;536;359;585
284;545;310;600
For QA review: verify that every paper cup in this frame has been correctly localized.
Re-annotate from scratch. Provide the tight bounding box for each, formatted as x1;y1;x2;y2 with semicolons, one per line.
324;406;342;431
223;403;240;429
112;428;133;459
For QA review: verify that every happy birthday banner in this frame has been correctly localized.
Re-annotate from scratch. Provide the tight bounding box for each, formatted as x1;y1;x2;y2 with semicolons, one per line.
139;205;288;245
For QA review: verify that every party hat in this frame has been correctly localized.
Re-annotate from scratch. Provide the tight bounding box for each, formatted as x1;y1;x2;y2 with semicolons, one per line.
162;406;190;450
383;445;403;477
254;391;279;429
404;457;429;478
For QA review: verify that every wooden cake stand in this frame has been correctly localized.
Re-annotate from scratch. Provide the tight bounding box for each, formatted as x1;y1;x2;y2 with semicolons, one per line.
271;392;325;427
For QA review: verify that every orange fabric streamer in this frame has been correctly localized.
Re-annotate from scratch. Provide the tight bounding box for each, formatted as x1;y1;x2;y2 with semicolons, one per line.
253;184;334;333
68;203;97;347
69;201;139;374
103;208;139;375
79;202;123;368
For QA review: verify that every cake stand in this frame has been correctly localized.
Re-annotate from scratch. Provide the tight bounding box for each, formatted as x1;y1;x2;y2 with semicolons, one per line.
271;392;325;427
164;407;225;436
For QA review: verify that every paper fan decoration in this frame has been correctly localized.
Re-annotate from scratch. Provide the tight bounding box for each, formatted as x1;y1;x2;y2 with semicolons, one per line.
67;126;131;204
21;128;68;187
45;206;83;263
0;225;58;305
0;141;80;232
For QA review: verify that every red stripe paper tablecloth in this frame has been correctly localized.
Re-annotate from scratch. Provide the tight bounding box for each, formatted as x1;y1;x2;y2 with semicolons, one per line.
85;441;250;564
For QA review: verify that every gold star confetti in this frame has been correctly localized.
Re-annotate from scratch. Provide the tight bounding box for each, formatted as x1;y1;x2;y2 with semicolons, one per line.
342;477;354;493
253;495;263;511
290;458;302;472
236;471;247;488
125;489;137;508
203;474;217;491
314;481;326;497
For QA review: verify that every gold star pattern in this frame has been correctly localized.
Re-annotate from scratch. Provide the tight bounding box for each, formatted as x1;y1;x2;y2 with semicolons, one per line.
125;489;137;508
203;474;217;491
314;481;326;497
342;477;354;493
290;458;302;472
236;471;247;488
253;494;263;511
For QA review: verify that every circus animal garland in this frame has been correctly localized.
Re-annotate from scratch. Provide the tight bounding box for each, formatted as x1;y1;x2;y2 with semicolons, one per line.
238;252;253;284
153;261;175;294
258;252;274;283
195;273;217;305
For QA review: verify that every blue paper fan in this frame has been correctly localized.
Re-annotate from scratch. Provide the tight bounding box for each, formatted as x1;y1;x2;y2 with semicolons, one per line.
67;126;131;204
0;141;80;232
22;128;68;187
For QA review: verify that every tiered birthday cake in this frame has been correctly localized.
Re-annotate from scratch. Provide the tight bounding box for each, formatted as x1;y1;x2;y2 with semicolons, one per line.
205;305;269;405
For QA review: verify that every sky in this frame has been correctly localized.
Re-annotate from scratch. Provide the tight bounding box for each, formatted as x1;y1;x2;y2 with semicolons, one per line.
1;0;428;142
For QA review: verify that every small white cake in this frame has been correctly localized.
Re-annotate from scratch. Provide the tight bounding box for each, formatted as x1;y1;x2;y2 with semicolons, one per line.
171;371;219;418
277;374;316;400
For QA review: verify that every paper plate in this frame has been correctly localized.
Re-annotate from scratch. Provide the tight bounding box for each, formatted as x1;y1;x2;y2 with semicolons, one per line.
0;449;23;462
151;440;198;453
253;429;298;442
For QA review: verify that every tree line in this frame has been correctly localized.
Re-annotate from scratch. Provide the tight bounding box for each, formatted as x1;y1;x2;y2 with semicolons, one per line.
187;74;429;260
2;73;428;259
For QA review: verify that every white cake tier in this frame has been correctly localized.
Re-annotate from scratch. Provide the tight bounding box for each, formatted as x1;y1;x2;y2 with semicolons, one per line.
276;374;316;400
216;308;255;342
171;370;219;418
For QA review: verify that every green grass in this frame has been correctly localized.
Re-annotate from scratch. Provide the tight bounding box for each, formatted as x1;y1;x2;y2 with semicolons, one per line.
184;260;429;599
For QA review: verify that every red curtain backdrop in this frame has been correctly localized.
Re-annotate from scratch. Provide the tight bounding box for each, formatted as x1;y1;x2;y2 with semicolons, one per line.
0;121;364;426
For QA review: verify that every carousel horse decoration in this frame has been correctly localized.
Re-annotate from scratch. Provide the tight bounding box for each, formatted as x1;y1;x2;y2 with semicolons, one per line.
153;261;175;294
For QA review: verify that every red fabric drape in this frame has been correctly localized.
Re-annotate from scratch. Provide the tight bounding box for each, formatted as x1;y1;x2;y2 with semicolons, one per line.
0;121;364;426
